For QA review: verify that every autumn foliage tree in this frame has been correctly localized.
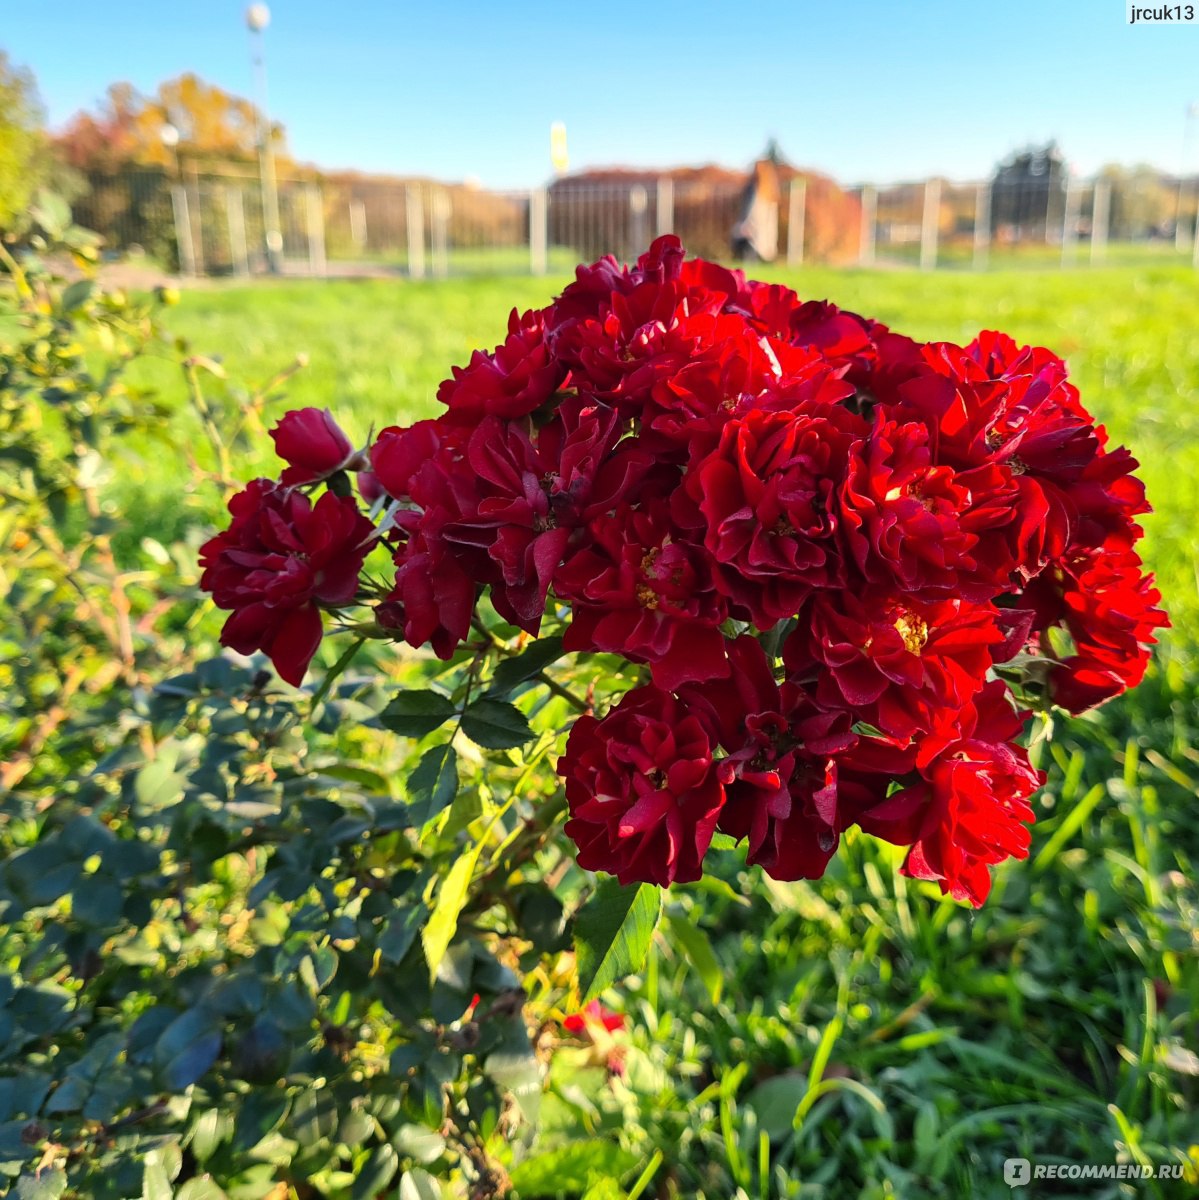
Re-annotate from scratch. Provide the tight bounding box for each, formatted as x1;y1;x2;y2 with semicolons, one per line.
56;72;285;171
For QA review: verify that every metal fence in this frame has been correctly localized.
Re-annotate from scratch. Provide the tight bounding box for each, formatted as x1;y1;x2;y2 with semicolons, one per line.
75;165;1199;278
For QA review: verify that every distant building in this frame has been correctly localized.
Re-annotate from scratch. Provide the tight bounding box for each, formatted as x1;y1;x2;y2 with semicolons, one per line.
990;142;1066;242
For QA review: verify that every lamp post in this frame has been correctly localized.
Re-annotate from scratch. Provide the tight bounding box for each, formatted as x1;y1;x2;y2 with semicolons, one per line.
246;3;283;273
161;122;197;277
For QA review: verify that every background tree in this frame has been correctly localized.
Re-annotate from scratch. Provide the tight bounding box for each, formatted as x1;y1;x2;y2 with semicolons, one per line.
57;72;286;171
0;52;55;231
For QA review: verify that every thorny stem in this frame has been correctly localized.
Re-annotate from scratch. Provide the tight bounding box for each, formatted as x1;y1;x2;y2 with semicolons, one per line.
469;616;590;714
183;357;233;488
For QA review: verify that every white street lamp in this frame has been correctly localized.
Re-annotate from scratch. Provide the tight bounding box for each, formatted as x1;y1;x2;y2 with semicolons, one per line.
246;4;283;272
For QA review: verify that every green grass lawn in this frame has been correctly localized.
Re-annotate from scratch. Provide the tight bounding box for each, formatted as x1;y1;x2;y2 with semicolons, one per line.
111;265;1199;1196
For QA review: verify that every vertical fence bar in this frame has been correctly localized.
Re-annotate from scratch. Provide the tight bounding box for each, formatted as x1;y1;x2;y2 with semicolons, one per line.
406;186;425;279
859;186;877;267
787;178;806;266
171;184;197;277
430;189;449;278
306;183;327;276
656;176;674;236
349;199;367;250
1061;176;1080;267
186;168;204;275
226;186;250;276
920;178;940;271
530;187;548;275
1091;179;1110;266
973;182;991;270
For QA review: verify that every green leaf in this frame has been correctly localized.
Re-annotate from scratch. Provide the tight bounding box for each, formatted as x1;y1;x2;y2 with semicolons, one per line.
60;279;95;312
378;905;428;965
574;879;662;1003
135;750;186;811
398;1169;441;1200
155;1009;222;1091
142;1143;182;1200
665;911;724;1002
510;1144;639;1196
486;636;565;696
16;1170;68;1200
380;690;457;738
747;1072;808;1141
174;1180;229;1200
407;744;459;827
351;1144;399;1199
392;1123;446;1165
460;698;534;750
290;1087;338;1147
422;841;485;980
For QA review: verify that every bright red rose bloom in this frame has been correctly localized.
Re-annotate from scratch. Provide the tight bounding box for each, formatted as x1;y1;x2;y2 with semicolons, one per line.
199;479;376;685
270;408;357;486
684;406;862;628
559;685;726;887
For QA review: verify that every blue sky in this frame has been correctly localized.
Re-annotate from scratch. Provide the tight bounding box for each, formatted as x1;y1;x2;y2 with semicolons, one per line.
5;1;1198;187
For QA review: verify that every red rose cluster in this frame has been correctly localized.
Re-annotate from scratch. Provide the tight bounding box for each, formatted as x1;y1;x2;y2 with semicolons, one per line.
200;237;1166;907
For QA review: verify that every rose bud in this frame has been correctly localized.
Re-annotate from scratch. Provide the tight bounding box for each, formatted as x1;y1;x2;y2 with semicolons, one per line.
270;407;357;486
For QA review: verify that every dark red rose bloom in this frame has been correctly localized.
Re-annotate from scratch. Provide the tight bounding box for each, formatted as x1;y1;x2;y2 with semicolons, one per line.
555;499;730;692
559;685;726;887
443;399;649;630
270;408;357;486
370;417;468;502
1047;544;1168;713
784;592;1004;740
677;638;862;881
437;307;566;423
840;417;981;600
552;277;730;408
856;681;1042;906
684;406;862;628
199;479;375;685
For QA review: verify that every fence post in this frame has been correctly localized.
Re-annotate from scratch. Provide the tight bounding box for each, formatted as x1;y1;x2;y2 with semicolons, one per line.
171;184;197;277
1090;179;1110;266
431;190;450;278
530;187;548;276
186;167;204;275
349;199;367;250
859;186;876;267
1061;176;1082;267
656;176;674;236
920;178;940;271
973;182;991;270
787;178;806;266
406;186;425;280
306;183;327;276
226;186;250;276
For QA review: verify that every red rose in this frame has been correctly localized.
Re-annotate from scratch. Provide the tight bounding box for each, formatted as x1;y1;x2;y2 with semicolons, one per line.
1049;544;1168;713
562;1000;626;1034
437;307;566;422
856;681;1042;907
555;499;730;692
199;479;376;685
684;406;860;628
270;408;357;486
840;418;980;599
559;685;725;887
784;592;1004;740
443;399;648;630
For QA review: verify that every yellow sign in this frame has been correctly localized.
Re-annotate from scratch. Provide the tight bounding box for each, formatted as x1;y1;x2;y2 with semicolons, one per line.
550;121;569;175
